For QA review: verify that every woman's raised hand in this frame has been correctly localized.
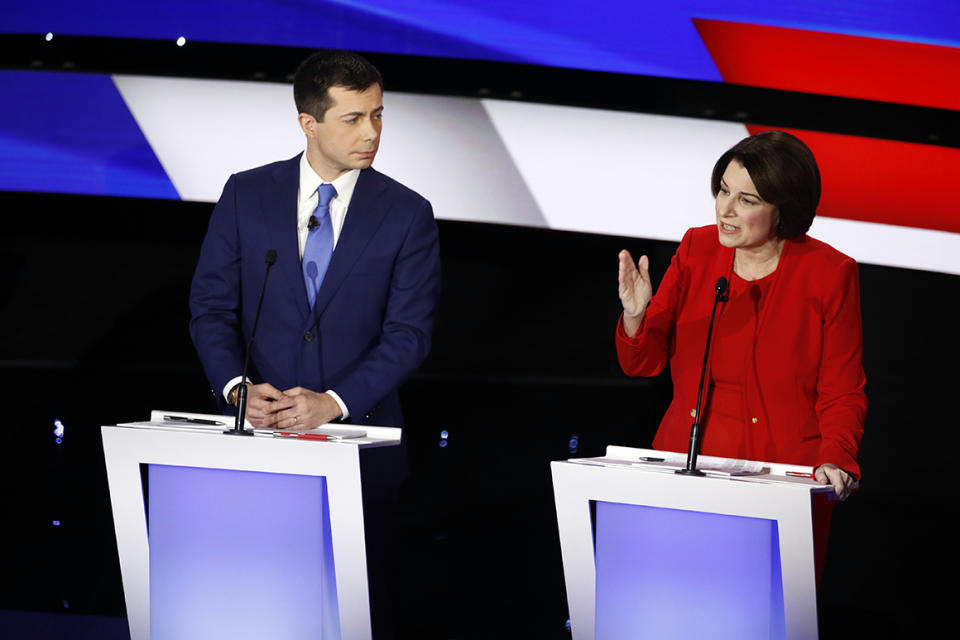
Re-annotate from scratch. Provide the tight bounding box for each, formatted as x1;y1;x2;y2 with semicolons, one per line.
618;250;652;337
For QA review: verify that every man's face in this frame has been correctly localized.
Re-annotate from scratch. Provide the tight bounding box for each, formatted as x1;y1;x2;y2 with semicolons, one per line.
300;84;383;181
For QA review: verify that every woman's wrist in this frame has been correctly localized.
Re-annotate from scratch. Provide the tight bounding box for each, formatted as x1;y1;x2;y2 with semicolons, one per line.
621;308;645;338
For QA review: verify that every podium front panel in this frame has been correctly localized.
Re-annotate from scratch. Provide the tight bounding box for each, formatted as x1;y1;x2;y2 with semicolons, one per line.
148;465;339;640
552;452;822;640
102;420;401;640
595;501;785;640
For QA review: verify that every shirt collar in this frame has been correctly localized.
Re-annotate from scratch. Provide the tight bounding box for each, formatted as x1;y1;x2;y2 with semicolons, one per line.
298;152;361;209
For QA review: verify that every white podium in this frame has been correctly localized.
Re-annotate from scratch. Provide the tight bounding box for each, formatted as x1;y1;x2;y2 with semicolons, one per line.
102;410;401;640
552;446;835;640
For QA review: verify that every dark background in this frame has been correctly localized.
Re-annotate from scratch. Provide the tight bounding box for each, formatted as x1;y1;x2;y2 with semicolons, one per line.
2;37;958;639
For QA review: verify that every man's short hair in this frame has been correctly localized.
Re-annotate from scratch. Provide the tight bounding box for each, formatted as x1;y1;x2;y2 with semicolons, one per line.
294;50;383;121
710;130;821;239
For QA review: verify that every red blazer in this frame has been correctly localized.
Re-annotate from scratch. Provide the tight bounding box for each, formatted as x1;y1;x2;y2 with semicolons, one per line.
617;225;866;478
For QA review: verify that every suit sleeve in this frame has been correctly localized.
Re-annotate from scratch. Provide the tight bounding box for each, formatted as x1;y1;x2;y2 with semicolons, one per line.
188;174;246;405
615;228;693;377
330;199;441;420
814;257;867;479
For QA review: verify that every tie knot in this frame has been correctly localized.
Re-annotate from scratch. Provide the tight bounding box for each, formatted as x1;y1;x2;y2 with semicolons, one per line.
317;183;337;208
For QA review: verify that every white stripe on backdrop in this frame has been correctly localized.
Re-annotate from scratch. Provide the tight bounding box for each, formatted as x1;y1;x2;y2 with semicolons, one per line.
114;75;960;275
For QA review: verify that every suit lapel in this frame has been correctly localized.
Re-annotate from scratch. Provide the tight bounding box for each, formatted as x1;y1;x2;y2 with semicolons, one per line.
263;155;310;318
312;168;390;319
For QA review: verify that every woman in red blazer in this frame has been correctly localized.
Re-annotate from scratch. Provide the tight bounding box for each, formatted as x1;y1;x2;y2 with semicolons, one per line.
616;131;866;501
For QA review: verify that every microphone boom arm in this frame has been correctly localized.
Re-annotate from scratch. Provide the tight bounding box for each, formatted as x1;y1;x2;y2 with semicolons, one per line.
676;277;728;476
225;249;277;436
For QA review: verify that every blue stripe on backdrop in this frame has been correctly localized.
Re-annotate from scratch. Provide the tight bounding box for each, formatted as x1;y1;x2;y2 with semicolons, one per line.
0;71;179;199
3;1;958;80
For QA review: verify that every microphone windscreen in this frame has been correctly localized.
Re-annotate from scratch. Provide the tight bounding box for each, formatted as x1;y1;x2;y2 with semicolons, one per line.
265;249;277;265
715;276;728;293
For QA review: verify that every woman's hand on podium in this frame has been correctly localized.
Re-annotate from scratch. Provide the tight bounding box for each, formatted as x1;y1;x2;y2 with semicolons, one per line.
815;463;855;501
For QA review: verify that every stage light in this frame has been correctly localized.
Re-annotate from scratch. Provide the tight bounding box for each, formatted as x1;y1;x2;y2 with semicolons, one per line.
52;520;61;526
54;419;64;438
568;435;579;454
439;429;449;447
45;32;53;42
176;36;186;47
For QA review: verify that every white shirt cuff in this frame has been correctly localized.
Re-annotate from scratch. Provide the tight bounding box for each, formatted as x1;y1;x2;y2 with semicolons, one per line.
222;376;250;403
325;390;349;420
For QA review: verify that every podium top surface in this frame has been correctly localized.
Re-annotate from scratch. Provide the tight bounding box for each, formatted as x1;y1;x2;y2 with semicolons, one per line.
557;445;839;494
107;409;401;448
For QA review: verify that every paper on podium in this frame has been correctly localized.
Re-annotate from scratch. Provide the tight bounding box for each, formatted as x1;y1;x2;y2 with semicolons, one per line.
567;446;841;491
570;450;768;476
256;426;368;441
115;411;400;447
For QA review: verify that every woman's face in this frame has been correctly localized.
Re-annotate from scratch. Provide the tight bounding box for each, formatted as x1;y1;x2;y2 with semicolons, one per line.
715;160;780;252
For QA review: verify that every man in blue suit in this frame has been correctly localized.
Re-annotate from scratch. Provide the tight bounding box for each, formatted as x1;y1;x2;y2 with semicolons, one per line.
189;50;441;429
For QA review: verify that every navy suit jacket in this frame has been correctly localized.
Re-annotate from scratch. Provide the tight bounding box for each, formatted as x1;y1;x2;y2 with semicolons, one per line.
189;155;441;426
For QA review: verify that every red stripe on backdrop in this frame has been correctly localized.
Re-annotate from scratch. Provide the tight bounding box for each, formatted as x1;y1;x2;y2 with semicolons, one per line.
694;19;960;112
744;126;960;234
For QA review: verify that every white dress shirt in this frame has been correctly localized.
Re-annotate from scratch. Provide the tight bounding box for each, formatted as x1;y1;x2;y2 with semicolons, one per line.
296;151;361;255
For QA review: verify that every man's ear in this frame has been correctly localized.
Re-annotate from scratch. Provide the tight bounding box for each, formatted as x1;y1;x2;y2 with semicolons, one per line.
298;112;316;137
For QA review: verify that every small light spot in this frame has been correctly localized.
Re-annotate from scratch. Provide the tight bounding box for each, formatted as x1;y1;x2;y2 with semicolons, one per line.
52;520;61;526
45;32;54;42
176;36;186;47
440;430;448;440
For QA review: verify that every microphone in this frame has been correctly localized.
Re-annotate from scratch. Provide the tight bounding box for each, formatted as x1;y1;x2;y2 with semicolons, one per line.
224;249;278;436
307;216;319;231
715;276;729;302
676;276;729;475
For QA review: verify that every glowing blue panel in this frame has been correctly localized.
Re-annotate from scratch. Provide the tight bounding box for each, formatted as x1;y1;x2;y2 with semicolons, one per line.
148;465;340;640
594;501;785;640
0;70;178;199
3;2;959;80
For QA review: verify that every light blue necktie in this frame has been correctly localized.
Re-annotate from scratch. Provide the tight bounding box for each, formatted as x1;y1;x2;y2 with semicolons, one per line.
303;183;337;309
